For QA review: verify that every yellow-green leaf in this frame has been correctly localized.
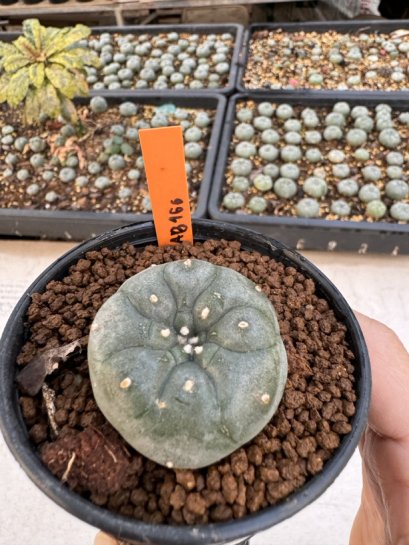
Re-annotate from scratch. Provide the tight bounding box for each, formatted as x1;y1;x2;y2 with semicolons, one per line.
37;83;61;118
3;52;31;73
7;66;30;107
13;36;39;60
45;63;78;99
73;71;89;96
24;88;42;125
29;62;45;88
22;19;46;50
49;48;100;71
0;41;18;58
46;24;91;57
0;74;11;103
44;26;64;50
60;95;78;124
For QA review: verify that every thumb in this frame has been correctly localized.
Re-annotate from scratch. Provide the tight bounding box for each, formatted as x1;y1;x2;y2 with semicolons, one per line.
94;532;120;545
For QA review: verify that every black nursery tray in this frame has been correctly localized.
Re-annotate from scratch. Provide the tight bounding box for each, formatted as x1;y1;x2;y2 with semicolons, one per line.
208;93;409;254
0;93;226;241
238;20;409;97
90;24;244;96
0;24;243;96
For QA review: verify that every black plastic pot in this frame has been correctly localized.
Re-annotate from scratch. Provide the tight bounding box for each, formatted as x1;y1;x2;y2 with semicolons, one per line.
209;93;409;254
0;92;226;241
0;219;370;545
238;20;409;97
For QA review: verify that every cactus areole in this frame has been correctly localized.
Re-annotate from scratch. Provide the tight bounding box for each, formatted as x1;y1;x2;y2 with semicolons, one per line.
88;258;288;469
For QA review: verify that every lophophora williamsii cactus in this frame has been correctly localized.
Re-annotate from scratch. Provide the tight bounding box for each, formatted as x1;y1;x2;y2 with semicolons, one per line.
88;258;287;469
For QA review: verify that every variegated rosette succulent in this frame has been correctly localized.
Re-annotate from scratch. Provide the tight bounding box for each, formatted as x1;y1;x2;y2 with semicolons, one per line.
0;19;100;124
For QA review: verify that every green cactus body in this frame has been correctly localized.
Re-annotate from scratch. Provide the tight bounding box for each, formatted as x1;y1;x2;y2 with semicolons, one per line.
88;258;288;469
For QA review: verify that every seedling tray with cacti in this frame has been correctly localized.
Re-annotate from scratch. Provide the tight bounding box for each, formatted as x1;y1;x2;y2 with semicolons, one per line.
0;24;244;96
0;93;225;240
238;21;409;95
209;94;409;254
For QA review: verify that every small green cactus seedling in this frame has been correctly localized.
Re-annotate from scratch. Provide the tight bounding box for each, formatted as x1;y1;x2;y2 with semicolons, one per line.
0;19;100;125
88;258;288;469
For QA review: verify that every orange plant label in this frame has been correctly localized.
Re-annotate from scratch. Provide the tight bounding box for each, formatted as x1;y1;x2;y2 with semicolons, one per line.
139;126;193;247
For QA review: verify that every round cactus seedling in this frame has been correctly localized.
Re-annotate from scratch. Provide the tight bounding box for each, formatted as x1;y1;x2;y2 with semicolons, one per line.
259;144;279;162
280;163;300;180
95;176;112;189
295;198;320;218
257;102;274;117
236;108;253;123
379;128;401;149
333;102;350;116
386;166;404;180
232;177;250;192
331;200;351;217
235;142;256;159
184;142;202;160
325;112;346;128
253;116;272;131
119;102;138;117
359;183;381;203
305;130;322;145
386;151;404;166
305;148;322;163
108;155;126;171
366;200;387;219
284;131;302;145
17;169;30;182
90;96;108;114
234;123;255;142
253;174;273;192
324;126;343;141
26;183;40;196
385;180;409;200
231;158;252;177
45;191;58;203
354;116;374;133
274;177;297;199
59;167;76;183
222;192;245;210
29;136;46;153
88;259;288;469
354;148;370;161
362;165;382;182
30;153;45;169
337;178;359;197
275;104;294;119
332;164;350;179
281;145;302;163
248;195;267;213
303;177;328;198
14;136;28;152
328;150;345;164
390;202;409;221
261;129;279;145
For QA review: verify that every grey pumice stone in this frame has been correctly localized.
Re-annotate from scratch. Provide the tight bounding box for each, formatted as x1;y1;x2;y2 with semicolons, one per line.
88;258;288;469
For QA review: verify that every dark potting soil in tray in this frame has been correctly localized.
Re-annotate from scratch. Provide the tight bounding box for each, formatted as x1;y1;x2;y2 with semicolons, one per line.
17;240;356;525
0;103;213;214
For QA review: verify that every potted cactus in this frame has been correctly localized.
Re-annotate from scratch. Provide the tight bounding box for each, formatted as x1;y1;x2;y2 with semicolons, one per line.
0;219;370;545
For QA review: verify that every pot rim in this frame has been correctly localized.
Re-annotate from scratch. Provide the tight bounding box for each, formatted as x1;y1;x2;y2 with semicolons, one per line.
0;219;371;545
